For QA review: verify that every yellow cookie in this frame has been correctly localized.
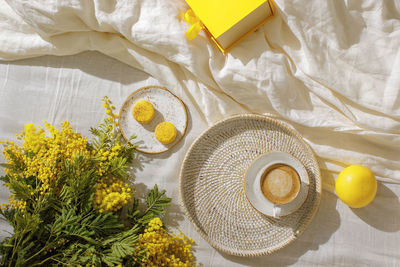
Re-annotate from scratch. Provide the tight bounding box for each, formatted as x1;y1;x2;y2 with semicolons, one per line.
132;100;154;124
155;122;177;144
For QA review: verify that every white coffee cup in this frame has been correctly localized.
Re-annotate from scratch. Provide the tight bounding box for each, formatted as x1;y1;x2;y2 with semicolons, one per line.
245;151;310;218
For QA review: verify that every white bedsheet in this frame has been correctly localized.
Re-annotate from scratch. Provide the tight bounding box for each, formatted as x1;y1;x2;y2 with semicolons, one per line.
0;0;399;266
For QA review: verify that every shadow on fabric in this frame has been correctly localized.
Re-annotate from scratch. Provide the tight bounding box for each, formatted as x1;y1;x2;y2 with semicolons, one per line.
352;183;400;233
3;51;151;85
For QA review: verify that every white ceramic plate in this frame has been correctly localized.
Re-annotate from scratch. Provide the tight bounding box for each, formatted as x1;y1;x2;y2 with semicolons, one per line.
119;86;187;154
244;151;309;218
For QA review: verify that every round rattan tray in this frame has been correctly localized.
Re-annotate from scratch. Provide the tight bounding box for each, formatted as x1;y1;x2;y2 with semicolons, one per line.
179;114;321;257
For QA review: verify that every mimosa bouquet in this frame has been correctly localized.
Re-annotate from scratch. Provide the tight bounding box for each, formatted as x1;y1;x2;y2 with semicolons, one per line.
0;97;195;267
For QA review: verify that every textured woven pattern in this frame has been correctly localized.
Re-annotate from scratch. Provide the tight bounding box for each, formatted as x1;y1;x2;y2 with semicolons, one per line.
180;114;322;256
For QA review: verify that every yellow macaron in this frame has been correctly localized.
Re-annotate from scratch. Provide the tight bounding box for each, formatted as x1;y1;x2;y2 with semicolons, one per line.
155;122;177;144
132;100;155;124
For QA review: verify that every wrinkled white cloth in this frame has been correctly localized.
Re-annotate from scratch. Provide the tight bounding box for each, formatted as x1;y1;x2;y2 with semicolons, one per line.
1;0;399;184
0;0;399;265
1;51;399;267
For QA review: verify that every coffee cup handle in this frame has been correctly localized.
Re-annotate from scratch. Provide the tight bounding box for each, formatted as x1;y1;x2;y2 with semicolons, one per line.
273;206;281;218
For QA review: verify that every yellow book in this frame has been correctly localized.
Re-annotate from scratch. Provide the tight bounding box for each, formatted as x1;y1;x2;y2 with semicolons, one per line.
184;0;274;53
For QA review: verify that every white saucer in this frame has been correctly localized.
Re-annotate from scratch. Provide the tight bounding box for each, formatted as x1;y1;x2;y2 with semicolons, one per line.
244;151;309;218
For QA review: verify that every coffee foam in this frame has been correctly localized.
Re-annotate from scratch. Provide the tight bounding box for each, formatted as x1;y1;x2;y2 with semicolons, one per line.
260;164;301;205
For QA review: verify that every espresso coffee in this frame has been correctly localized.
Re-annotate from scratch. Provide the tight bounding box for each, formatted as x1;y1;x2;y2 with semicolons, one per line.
260;164;301;205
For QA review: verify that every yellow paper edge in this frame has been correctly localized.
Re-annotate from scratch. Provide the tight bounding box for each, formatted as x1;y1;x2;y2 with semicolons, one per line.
205;0;276;54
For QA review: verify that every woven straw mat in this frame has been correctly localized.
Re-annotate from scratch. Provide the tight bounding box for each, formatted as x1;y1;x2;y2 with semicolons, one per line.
179;114;322;257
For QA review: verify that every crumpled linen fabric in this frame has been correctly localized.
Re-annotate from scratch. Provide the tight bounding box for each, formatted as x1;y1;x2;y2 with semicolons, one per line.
1;1;400;266
0;0;399;183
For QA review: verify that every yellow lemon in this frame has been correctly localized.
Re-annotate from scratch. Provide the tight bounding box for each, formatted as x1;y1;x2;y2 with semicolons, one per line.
335;165;377;208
